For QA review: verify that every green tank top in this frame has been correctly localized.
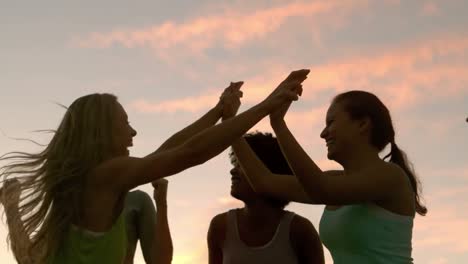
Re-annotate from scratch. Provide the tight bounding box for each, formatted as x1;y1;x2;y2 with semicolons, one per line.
319;203;414;264
49;211;127;264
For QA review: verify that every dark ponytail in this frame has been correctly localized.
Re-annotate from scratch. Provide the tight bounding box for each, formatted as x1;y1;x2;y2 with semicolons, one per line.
384;141;427;216
334;91;427;216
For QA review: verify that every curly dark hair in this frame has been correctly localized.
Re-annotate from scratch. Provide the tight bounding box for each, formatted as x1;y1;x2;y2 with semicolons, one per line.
230;131;293;209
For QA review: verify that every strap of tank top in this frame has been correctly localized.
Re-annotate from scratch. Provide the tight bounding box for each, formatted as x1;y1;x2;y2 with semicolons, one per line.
226;209;238;243
275;211;296;243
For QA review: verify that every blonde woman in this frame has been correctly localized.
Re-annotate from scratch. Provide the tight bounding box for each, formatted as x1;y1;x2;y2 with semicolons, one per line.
0;69;309;264
0;179;172;264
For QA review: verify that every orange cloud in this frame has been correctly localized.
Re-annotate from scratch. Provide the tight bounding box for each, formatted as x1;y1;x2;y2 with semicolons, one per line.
71;0;368;58
127;67;304;113
421;2;440;16
129;93;219;113
128;34;468;116
306;34;468;109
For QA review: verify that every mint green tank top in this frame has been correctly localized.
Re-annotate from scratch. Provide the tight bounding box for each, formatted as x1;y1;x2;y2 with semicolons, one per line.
48;211;127;264
319;204;414;264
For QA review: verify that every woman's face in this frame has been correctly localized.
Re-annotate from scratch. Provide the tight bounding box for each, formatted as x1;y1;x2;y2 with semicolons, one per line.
230;158;257;202
112;103;137;157
320;102;362;162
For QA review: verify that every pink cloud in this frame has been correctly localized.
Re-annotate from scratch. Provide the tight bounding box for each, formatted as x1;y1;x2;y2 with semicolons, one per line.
127;66;309;113
307;35;468;109
71;0;368;58
421;2;440;16
129;93;219;113
129;34;468;115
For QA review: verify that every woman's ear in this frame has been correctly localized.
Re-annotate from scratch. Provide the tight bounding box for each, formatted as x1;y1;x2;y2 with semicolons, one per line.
358;117;372;136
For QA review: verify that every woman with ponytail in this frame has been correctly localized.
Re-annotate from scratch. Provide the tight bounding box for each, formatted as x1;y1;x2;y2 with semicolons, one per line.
235;90;426;263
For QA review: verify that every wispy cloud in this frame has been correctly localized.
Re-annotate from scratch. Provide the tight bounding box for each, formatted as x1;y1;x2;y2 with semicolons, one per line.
421;2;440;16
306;34;468;109
71;0;368;60
130;93;219;113
128;34;468;115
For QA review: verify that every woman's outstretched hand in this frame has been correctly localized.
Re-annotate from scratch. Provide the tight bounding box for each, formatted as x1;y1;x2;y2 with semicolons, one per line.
263;69;309;114
221;81;244;121
152;179;169;207
269;69;309;125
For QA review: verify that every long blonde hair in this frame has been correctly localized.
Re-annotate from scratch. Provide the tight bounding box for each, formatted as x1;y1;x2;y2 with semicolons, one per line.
1;93;119;263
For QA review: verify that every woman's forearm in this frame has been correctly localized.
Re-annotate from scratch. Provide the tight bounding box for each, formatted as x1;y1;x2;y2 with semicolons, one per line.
272;121;326;201
183;102;270;166
231;138;272;192
232;135;314;203
150;104;223;155
152;204;172;264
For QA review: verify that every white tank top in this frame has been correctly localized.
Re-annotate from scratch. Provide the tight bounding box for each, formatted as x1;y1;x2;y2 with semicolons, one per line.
222;209;299;264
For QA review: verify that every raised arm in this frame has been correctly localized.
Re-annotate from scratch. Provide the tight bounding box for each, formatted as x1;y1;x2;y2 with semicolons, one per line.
231;137;313;203
149;179;172;264
220;72;313;204
97;70;310;192
270;105;401;205
150;82;244;155
231;136;343;203
223;103;311;202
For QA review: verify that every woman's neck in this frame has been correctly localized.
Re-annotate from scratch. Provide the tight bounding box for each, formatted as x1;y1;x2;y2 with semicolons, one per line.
242;200;283;226
341;145;382;174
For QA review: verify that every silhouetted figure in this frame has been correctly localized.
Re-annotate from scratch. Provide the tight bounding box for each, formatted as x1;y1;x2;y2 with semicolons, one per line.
208;132;324;264
236;90;426;264
0;69;308;263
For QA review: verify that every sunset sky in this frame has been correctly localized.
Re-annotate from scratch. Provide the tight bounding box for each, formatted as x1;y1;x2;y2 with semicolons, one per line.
1;0;467;263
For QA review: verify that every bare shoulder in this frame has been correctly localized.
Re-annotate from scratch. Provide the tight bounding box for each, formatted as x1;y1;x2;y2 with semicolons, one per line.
290;214;317;235
378;161;408;185
125;190;153;210
91;155;153;192
208;212;228;245
128;190;152;200
91;156;135;185
289;213;324;263
209;212;228;231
